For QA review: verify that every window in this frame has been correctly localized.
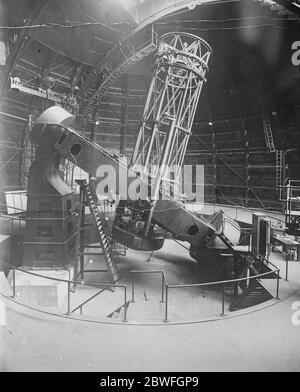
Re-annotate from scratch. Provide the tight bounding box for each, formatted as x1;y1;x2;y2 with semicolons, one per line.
187;225;199;236
70;143;81;156
57;134;66;146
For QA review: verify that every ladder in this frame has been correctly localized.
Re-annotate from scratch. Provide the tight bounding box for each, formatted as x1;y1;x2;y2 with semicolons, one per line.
262;110;276;153
276;150;283;191
76;180;120;283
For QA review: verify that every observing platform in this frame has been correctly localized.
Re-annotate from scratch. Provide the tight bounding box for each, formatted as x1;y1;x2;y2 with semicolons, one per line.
1;203;300;371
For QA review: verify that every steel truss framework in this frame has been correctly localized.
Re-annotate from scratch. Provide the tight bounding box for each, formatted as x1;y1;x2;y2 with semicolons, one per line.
76;25;158;136
130;32;212;190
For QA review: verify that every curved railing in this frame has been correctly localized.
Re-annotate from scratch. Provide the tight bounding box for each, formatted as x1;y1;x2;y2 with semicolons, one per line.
222;216;252;247
128;263;280;322
0;258;281;323
0;259;128;321
164;268;280;322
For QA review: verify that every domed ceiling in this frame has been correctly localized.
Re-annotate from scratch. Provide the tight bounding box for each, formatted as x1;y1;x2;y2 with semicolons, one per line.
0;0;299;208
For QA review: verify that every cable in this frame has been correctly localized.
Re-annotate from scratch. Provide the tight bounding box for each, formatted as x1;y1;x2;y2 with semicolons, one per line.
0;16;298;32
157;16;300;24
0;21;133;31
156;23;293;31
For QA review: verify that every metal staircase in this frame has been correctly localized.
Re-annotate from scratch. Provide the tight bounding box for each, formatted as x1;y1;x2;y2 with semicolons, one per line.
263;110;276;153
76;180;119;283
106;301;131;319
261;110;285;193
276;150;284;191
230;279;273;311
217;231;235;251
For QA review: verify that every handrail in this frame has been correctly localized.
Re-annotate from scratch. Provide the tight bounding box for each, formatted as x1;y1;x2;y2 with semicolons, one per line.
71;287;110;315
166;269;279;289
0;259;128;321
256;253;277;271
164;266;280;322
193;201;287;227
223;217;252;233
269;240;296;281
0;203;26;213
0;213;24;221
130;269;166;303
70;284;128;322
0;259;281;323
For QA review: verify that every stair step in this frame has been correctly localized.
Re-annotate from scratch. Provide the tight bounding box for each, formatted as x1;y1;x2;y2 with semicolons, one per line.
230;280;273;311
78;181;120;283
106;301;130;319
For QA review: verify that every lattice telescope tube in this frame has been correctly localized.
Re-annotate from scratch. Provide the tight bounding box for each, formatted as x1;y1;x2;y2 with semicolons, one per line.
131;32;212;183
130;32;212;235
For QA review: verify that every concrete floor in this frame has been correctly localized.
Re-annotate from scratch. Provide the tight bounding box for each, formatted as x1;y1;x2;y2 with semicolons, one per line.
1;244;300;371
1;280;300;372
0;204;299;372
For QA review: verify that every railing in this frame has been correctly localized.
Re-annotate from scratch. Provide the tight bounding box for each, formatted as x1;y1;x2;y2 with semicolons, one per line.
0;211;24;234
199;201;286;225
1;259;281;324
0;202;26;214
130;263;280;322
70;283;128;322
222;216;252;249
2;259;128;322
130;270;166;304
164;268;281;322
269;241;296;281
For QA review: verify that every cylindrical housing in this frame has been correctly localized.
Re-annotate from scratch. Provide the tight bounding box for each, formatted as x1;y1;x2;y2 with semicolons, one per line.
131;32;212;188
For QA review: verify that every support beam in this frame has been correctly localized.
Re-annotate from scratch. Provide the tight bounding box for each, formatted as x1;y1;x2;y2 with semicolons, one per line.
120;74;129;156
76;25;158;135
192;134;266;209
0;0;51;105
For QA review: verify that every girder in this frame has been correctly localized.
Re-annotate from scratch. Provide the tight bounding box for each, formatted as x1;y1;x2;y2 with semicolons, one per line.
76;25;158;135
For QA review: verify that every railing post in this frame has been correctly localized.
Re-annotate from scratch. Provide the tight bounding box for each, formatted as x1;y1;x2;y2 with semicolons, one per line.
221;283;225;317
276;270;280;300
123;287;128;322
285;254;289;281
161;273;165;303
131;276;135;303
12;268;16;298
164;285;169;322
67;281;71;315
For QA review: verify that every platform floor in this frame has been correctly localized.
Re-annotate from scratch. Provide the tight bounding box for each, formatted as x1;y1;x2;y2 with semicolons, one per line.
1;250;300;371
1;204;300;372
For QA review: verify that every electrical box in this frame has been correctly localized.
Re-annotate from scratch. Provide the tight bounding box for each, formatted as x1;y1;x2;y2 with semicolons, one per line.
252;213;271;258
